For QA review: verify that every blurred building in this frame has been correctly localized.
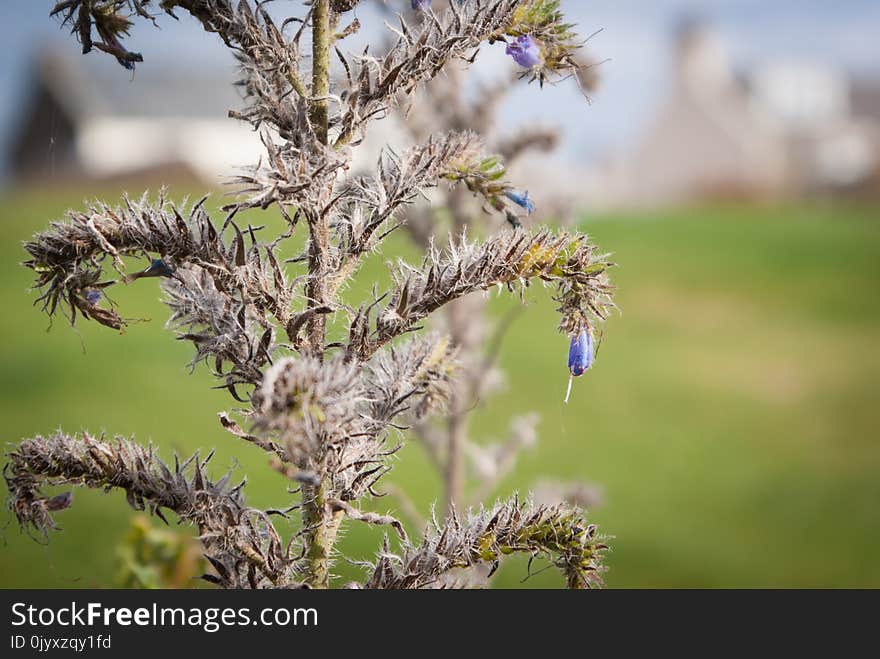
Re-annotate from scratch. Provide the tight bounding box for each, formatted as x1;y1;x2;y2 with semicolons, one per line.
7;48;263;185
594;20;880;207
9;29;880;206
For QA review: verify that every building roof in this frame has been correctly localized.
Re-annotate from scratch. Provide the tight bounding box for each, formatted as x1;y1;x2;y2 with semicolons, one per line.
35;46;245;122
8;46;262;182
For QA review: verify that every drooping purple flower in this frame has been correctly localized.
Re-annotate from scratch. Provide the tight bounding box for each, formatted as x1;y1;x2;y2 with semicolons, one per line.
504;190;535;215
45;491;73;511
568;328;594;376
565;328;594;403
411;0;431;10
94;24;143;70
506;35;542;69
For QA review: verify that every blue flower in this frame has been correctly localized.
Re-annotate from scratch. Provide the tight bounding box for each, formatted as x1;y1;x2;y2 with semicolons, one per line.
45;491;73;511
565;328;594;403
84;288;102;305
94;27;142;70
143;258;174;278
411;0;431;10
506;35;542;69
125;258;174;283
568;328;594;376
504;190;535;215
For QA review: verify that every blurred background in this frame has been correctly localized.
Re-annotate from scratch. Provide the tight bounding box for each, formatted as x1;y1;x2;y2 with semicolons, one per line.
0;0;878;588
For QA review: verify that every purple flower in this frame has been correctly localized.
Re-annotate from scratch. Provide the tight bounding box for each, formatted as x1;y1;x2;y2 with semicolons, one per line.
504;190;535;214
143;258;174;277
565;328;594;404
506;35;542;69
94;27;143;70
125;258;175;283
45;491;73;511
411;0;431;10
84;288;102;305
568;329;594;376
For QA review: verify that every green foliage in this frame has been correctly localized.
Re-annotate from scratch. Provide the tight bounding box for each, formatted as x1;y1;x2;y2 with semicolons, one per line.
115;516;204;589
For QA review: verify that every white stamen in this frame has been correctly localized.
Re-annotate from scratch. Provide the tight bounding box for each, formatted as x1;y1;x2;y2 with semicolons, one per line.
564;373;573;404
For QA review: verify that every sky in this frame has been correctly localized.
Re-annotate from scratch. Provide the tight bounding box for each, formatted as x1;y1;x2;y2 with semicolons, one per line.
1;0;878;178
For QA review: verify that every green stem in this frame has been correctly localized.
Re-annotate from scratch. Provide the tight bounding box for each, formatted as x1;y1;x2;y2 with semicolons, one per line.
305;0;332;355
310;0;331;144
302;0;338;589
301;478;343;588
565;567;589;590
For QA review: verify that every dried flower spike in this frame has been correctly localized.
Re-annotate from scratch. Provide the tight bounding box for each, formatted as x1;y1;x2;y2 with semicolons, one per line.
8;0;615;590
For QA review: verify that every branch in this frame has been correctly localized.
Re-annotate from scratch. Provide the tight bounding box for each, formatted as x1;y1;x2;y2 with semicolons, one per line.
218;412;284;460
24;193;296;398
4;431;294;588
362;333;458;428
338;0;592;146
364;497;607;589
251;334;456;502
335;0;521;148
336;131;482;259
328;499;407;541
51;1;149;68
378;483;426;530
331;130;520;293
310;0;331;144
346;229;615;361
160;1;276;53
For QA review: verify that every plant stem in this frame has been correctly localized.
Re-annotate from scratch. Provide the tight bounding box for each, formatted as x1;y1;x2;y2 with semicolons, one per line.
301;477;344;588
565;567;589;590
442;192;473;515
444;394;466;516
310;0;331;144
305;0;331;356
302;0;340;589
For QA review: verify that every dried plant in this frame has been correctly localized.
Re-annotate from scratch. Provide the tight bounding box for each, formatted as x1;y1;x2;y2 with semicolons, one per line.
6;0;615;589
381;3;607;524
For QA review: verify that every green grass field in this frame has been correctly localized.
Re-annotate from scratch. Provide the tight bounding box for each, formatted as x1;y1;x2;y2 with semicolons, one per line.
1;187;878;588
